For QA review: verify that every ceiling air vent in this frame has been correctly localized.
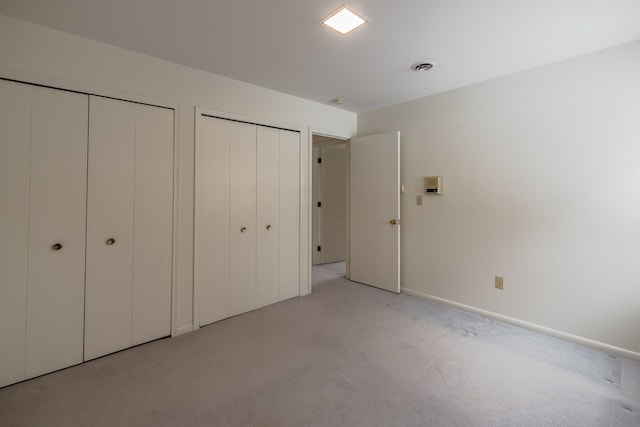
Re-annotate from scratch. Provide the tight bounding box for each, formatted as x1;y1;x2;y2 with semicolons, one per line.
411;62;434;72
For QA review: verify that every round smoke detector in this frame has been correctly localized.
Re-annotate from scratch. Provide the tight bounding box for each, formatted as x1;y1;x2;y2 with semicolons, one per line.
411;62;434;72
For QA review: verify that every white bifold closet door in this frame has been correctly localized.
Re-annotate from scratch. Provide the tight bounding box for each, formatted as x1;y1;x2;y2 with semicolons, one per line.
0;81;88;386
256;127;280;308
196;116;300;326
278;130;301;301
84;96;173;361
228;122;258;316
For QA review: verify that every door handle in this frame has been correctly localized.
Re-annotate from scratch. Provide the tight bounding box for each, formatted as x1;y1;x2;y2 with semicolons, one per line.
240;227;247;233
51;243;63;251
389;219;400;225
266;225;272;230
106;238;116;246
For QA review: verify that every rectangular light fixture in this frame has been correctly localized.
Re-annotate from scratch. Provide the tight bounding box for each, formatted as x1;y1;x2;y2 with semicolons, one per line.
321;5;367;35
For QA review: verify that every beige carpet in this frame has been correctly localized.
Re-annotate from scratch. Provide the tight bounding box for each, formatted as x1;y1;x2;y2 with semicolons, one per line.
1;262;639;426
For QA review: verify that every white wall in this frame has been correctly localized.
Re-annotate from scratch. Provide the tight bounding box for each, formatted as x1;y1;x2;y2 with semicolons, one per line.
0;14;357;334
358;40;640;355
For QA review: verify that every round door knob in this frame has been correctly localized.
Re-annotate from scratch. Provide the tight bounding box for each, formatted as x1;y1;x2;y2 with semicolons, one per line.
51;243;63;251
266;225;272;230
106;238;116;245
240;227;247;233
389;219;397;225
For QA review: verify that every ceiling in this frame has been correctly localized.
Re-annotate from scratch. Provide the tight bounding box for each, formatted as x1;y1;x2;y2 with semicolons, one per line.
1;1;640;113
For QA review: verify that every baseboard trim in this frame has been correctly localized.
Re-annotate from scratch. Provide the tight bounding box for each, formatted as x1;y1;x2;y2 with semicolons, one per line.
401;287;640;362
174;324;194;337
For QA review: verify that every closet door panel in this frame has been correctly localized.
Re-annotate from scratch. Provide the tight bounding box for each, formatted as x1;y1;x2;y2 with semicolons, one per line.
131;104;174;345
197;117;231;325
229;122;257;316
85;96;136;360
26;87;88;377
0;81;31;386
279;130;300;300
256;127;280;308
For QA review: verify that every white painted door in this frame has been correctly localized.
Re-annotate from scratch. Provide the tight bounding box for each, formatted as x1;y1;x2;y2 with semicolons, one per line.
0;81;32;387
279;130;301;300
256;127;280;308
26;87;88;377
229;121;257;316
349;132;400;293
85;96;136;360
196;117;232;325
196;116;300;325
131;104;174;346
85;97;173;360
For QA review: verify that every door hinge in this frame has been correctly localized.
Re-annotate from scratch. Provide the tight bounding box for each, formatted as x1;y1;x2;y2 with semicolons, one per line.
317;157;322;164
317;246;322;252
317;201;322;207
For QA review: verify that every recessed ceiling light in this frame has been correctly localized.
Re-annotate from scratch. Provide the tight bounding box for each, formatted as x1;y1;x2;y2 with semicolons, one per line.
321;5;367;35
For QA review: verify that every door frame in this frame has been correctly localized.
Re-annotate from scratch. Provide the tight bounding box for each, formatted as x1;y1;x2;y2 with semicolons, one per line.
307;128;354;294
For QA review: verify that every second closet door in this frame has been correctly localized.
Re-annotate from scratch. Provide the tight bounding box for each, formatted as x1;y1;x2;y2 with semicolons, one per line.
256;127;280;308
85;97;136;360
85;96;173;360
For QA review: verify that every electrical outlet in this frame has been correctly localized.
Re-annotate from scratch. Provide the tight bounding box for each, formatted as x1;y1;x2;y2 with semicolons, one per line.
417;195;423;205
495;276;504;290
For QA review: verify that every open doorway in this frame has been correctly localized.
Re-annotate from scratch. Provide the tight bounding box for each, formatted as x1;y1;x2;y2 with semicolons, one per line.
312;134;349;285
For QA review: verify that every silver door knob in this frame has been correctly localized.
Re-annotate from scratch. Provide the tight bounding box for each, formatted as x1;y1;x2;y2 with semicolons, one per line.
266;225;272;230
106;238;116;245
240;227;247;233
51;243;63;251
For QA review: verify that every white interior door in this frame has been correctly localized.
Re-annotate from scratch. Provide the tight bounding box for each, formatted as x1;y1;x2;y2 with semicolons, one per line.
85;96;136;361
349;131;400;293
131;104;174;346
256;126;280;308
229;121;257;316
27;87;88;377
0;81;32;387
278;129;301;300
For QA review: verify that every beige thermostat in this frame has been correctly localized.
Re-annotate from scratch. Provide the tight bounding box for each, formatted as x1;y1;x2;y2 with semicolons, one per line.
424;176;443;195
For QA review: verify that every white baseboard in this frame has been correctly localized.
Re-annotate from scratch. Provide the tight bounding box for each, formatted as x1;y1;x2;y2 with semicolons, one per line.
174;324;194;337
401;287;640;362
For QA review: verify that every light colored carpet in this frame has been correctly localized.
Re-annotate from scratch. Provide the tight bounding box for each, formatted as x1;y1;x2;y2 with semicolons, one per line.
1;262;639;426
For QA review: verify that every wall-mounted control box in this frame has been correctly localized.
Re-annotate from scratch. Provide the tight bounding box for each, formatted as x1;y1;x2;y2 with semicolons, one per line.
424;176;443;195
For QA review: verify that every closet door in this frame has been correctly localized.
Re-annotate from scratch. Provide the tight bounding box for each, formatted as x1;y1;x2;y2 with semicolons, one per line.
85;97;173;360
229;122;257;316
131;104;174;346
197;117;231;325
256;127;280;308
279;130;300;300
26;87;88;378
85;96;136;360
0;81;31;387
